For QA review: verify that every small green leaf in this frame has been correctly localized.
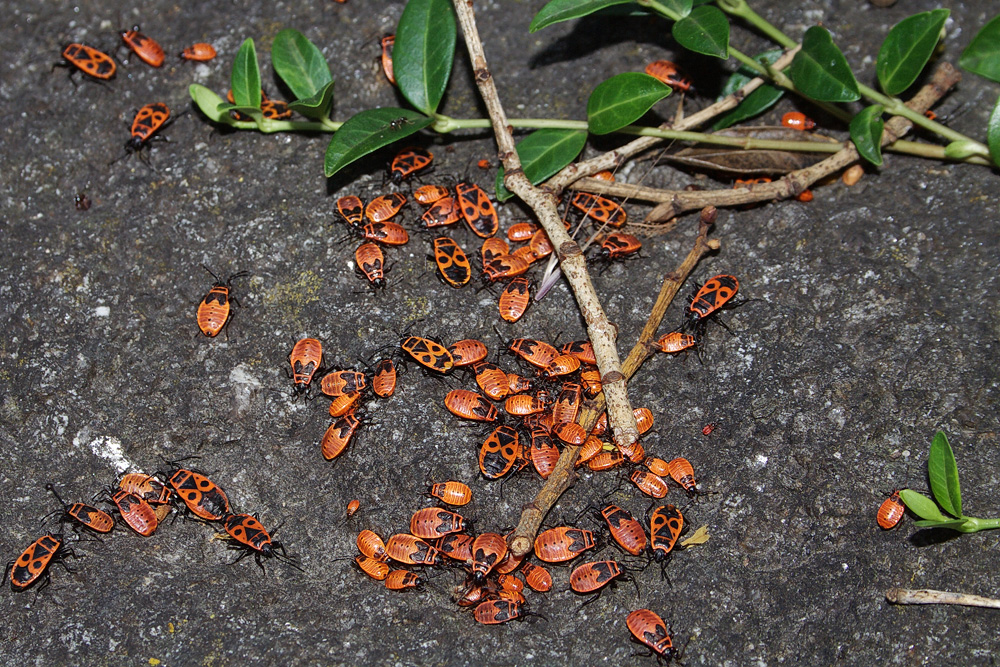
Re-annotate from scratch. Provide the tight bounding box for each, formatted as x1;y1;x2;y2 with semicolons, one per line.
189;84;228;123
324;108;433;178
928;431;962;518
849;105;884;166
587;72;671;135
959;14;1000;83
272;29;333;101
658;0;693;18
789;26;860;102
913;519;968;529
530;0;636;32
899;489;948;522
395;0;456;115
712;49;785;130
988;94;1000;167
495;129;588;201
672;5;730;59
216;103;264;125
876;10;948;96
289;81;336;120
231;38;261;108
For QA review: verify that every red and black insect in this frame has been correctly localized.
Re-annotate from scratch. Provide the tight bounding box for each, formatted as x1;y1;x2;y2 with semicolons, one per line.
561;341;596;365
403;336;454;373
601;505;646;556
179;43;216;61
289;337;324;393
328;391;362;418
165;466;230;521
470;532;508;584
483;255;530;282
346;499;361;517
666;457;698;496
644;60;693;92
410;508;466;539
371;358;398;398
473;362;509;401
197;267;248;338
120;25;165;67
480;238;510;268
499;277;531;323
530;427;560;479
74;192;92;211
428;481;472;506
569;560;627;602
108;489;159;536
571;192;626;228
877;490;905;530
357;529;391;563
432;237;472;288
55;43;116;81
554;422;588;446
421;197;462;228
380;35;395;85
118;102;172;163
456;182;499;238
6;534;77;591
448;339;489;367
656;332;696;355
44;484;114;534
479;425;521;479
414;184;450;206
782;111;816;131
365;193;407;223
504;394;546;417
261;99;292;120
445;389;499;422
385;534;440;565
355;242;388;289
385;569;423;591
473;599;526;625
117;473;172;505
506;221;539;243
627;608;679;661
320;370;367;398
529;228;554;260
390;146;433;183
223;513;302;572
533;526;596;563
437;533;474;562
355;554;390;580
337;196;365;227
543;354;582;379
363;221;409;246
631;470;669;499
598;232;642;261
322;409;361;460
509;338;559;369
649;504;683;563
520;561;553;592
589;450;626;471
686;274;739;326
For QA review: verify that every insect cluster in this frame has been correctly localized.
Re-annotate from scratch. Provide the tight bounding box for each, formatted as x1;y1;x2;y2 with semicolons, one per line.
6;463;301;593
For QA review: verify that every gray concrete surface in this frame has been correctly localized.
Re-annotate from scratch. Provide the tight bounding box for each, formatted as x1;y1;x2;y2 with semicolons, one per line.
1;0;998;665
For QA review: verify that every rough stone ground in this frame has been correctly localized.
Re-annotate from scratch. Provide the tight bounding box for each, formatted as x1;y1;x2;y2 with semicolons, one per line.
1;0;998;665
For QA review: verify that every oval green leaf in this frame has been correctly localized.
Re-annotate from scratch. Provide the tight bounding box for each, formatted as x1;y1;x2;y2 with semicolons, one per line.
789;26;860;102
587;72;671;135
530;0;637;32
495;129;588;201
658;0;693;19
289;81;336;120
324;108;433;178
395;0;456;116
928;430;962;518
899;489;948;522
959;14;1000;83
189;84;229;123
231;38;261;108
672;5;730;59
876;10;949;96
849;104;884;166
272;29;333;101
988;94;1000;167
712;49;785;130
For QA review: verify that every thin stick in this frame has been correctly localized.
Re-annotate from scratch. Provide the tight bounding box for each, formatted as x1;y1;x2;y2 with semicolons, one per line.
643;63;962;222
452;0;642;510
509;209;719;556
546;47;801;192
886;588;1000;609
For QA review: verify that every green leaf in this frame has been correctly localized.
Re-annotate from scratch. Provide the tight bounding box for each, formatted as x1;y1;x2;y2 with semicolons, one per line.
672;5;730;59
876;10;948;96
189;84;228;123
272;29;333;101
989;94;1000;167
849;105;885;166
495;129;588;201
657;0;693;18
712;49;785;130
959;14;1000;83
324;108;433;178
899;489;948;522
928;430;962;518
530;0;636;32
914;519;968;529
789;26;860;102
288;81;336;120
231;38;261;108
216;103;264;124
395;0;456;115
587;72;671;135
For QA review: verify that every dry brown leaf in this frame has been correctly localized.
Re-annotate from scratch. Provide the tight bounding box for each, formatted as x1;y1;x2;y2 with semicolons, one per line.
681;525;710;547
666;126;841;176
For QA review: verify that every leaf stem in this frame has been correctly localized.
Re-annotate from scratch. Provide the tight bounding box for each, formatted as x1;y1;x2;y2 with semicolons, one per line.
956;516;1000;533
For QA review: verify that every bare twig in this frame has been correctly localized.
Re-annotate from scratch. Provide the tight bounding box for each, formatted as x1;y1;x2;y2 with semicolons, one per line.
509;209;720;556
546;47;801;192
451;0;642;534
886;587;1000;609
643;62;962;222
